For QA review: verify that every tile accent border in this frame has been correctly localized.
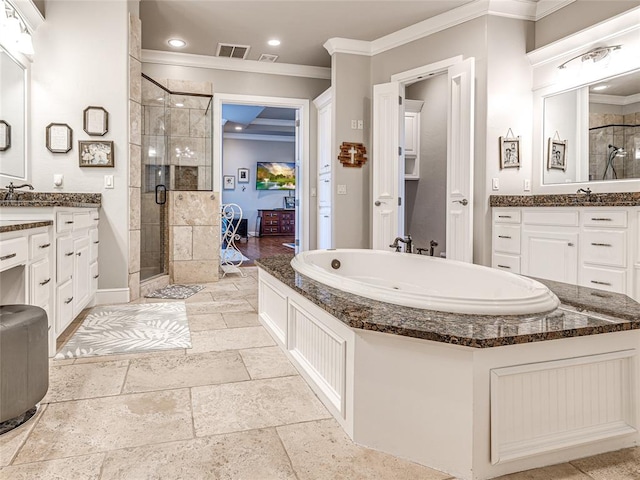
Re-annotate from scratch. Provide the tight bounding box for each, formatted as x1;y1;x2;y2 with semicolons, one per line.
129;13;142;301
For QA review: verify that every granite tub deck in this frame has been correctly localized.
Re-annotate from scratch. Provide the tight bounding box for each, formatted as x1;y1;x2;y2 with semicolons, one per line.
0;191;101;208
0;220;53;233
256;254;640;348
489;191;640;207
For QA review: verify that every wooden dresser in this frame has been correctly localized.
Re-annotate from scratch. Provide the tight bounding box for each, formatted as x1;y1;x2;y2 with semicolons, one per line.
258;209;295;236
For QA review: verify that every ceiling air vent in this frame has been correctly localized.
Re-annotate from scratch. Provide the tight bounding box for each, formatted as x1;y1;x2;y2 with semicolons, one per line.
258;53;278;63
216;43;250;59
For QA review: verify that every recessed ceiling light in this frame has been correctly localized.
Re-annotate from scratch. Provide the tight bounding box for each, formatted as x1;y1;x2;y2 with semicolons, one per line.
175;103;184;107
168;38;186;48
267;39;281;47
235;126;243;131
592;84;608;91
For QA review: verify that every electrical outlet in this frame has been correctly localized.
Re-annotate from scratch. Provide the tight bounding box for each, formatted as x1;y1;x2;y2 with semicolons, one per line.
311;187;317;197
337;184;347;195
523;179;531;191
357;120;364;130
351;120;357;129
492;178;499;191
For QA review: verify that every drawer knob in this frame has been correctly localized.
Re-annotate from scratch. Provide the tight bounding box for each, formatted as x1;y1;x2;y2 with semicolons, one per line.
590;242;612;247
65;251;74;257
498;235;511;239
65;296;74;304
39;243;51;249
76;252;82;256
498;215;511;218
93;274;100;279
590;280;612;286
39;278;51;286
497;264;511;269
591;218;612;221
0;253;17;261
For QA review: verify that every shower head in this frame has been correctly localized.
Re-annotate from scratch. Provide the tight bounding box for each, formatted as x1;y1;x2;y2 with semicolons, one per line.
608;144;627;157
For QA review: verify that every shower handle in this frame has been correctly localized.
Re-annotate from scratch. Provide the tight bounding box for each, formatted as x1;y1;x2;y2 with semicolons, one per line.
155;184;167;205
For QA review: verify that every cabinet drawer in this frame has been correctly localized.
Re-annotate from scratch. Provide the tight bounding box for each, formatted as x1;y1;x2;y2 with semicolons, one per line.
30;231;52;261
494;225;521;254
0;237;28;272
90;228;99;262
57;236;74;282
72;212;92;231
582;230;626;267
492;253;520;274
56;211;74;233
30;258;51;306
580;265;626;294
523;210;579;226
493;209;521;224
582;210;627;228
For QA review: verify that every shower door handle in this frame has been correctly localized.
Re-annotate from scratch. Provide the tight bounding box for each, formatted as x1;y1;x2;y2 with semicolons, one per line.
155;184;167;205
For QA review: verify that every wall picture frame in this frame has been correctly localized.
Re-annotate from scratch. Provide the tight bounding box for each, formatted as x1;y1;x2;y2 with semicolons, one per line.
0;120;11;151
547;139;567;171
83;106;109;136
223;175;235;190
238;168;249;183
79;140;114;167
46;123;73;153
284;196;295;209
499;136;520;169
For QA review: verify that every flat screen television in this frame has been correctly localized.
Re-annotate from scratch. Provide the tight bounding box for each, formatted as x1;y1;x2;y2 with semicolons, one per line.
256;162;296;190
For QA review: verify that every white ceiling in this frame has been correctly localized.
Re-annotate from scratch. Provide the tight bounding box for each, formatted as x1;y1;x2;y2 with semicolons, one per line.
140;0;473;68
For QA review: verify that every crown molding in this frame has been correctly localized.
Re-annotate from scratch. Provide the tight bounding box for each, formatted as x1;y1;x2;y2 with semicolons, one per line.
12;0;45;32
141;49;331;80
324;0;569;58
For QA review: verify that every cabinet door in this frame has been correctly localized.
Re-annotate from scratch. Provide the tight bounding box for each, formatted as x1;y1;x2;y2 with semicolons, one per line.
317;102;332;174
90;261;99;297
57;235;74;282
522;229;578;283
318;208;332;249
404;112;419;156
89;228;99;263
56;279;74;335
73;236;90;316
318;173;331;207
30;258;52;307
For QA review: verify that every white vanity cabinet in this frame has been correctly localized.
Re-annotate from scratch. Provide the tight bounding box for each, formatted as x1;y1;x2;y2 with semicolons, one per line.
404;100;423;180
492;206;639;300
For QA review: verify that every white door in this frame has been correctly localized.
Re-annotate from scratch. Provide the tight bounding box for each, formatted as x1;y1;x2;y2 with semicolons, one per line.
446;57;475;262
294;108;301;253
372;81;404;250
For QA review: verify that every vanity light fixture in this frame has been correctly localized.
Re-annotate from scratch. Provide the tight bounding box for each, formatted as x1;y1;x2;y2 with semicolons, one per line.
558;45;621;70
168;38;186;48
267;39;281;46
0;0;35;55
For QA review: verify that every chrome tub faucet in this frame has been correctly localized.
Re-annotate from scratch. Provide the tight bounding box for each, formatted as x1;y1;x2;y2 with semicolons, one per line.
390;234;413;253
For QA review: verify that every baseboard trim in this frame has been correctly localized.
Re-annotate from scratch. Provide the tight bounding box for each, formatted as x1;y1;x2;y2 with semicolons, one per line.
96;288;130;305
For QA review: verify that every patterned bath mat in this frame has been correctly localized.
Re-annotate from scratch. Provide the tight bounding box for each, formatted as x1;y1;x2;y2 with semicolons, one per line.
145;284;204;299
55;303;191;359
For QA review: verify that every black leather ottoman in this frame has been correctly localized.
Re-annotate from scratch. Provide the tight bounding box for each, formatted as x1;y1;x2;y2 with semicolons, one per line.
0;305;49;423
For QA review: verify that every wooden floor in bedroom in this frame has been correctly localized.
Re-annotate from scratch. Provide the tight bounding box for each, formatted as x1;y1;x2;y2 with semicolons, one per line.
236;235;295;265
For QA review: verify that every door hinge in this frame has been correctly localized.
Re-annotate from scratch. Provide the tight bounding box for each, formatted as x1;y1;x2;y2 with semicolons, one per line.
398;197;402;206
398;96;403;105
398;146;402;156
294;198;299;206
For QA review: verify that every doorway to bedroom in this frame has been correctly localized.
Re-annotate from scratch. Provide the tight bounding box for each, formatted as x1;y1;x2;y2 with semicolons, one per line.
215;95;309;265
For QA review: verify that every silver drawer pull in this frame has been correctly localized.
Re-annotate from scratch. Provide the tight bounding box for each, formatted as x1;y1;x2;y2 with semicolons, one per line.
590;280;612;286
591;218;612;221
65;220;74;224
497;264;511;269
65;296;74;304
39;243;51;249
568;243;575;247
0;253;17;261
93;274;100;279
498;235;511;239
65;251;74;256
94;217;99;221
93;240;99;244
76;252;82;256
39;278;51;286
498;215;512;218
590;242;612;247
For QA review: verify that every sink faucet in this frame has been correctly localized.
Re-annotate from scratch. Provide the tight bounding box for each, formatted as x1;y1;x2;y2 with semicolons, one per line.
4;182;34;201
577;187;592;196
390;234;413;253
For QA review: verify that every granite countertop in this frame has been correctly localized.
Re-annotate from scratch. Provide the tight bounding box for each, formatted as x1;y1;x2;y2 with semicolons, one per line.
0;220;53;233
256;254;640;348
490;192;640;207
0;191;101;208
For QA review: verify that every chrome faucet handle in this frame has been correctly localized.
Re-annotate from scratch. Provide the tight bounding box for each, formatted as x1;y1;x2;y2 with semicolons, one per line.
577;187;592;195
416;247;428;255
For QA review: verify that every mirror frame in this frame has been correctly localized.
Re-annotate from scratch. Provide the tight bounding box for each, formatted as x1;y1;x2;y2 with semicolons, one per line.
529;8;640;194
0;46;29;182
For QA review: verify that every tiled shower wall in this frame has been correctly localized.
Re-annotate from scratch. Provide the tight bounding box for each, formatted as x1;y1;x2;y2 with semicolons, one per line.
589;111;640;180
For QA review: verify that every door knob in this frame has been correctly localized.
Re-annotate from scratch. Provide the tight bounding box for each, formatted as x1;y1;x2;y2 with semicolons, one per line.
374;201;381;206
453;199;468;206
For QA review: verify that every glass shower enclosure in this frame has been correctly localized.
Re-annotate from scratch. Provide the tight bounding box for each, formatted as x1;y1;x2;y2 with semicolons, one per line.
140;74;213;281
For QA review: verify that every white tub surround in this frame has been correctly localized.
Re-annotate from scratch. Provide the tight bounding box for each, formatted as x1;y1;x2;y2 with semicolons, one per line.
291;249;559;315
257;254;640;480
0;192;102;357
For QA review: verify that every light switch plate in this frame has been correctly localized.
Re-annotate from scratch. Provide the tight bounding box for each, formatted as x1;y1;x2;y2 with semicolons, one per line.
357;120;364;130
492;178;499;191
337;184;347;195
104;175;114;189
311;187;317;197
351;120;357;129
523;179;531;191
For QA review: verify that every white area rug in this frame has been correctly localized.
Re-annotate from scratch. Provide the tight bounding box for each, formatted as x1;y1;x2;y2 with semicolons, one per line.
55;303;191;359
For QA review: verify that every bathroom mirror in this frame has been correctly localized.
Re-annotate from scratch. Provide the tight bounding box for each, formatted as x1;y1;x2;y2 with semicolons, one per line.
0;47;27;180
542;69;640;185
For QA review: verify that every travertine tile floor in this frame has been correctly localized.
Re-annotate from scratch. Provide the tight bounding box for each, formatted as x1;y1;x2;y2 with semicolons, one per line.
1;266;638;479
